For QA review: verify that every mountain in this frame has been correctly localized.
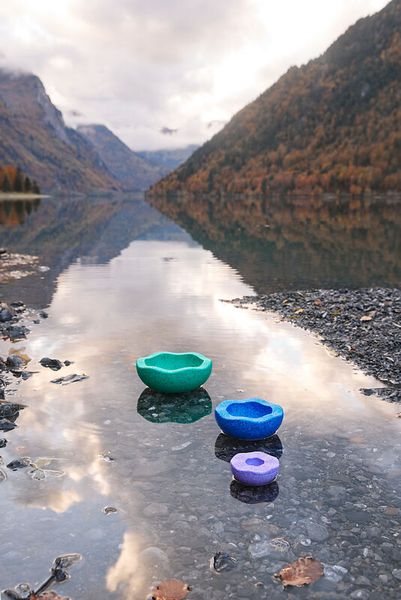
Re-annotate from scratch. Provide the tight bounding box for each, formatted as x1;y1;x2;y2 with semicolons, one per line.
151;0;401;196
138;145;198;174
77;124;163;191
0;69;119;192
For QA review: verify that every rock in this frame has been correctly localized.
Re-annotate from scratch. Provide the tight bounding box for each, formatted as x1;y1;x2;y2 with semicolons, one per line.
0;402;24;419
0;308;13;322
0;438;8;448
392;568;401;580
103;506;118;514
143;503;169;517
40;357;63;371
350;590;370;600
0;419;17;431
248;538;291;559
6;355;25;371
306;521;330;541
7;457;31;471
324;564;348;583
51;373;89;385
39;310;48;318
210;552;238;573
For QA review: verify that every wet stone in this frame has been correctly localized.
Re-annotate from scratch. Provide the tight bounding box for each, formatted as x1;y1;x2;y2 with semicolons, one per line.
40;357;63;371
392;569;401;580
7;457;31;471
0;419;17;431
210;552;238;573
306;521;330;541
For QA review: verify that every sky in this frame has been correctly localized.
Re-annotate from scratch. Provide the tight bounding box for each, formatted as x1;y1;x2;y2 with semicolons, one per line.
0;0;390;151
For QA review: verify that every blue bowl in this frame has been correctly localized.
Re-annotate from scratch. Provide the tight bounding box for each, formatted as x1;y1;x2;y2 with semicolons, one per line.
215;398;284;440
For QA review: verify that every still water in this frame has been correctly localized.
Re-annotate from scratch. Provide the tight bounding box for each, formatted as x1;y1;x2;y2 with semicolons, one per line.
0;195;400;599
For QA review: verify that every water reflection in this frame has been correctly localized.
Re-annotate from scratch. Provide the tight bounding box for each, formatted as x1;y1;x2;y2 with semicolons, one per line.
0;195;401;597
149;193;401;292
137;387;212;423
230;479;279;504
214;432;283;461
0;198;41;227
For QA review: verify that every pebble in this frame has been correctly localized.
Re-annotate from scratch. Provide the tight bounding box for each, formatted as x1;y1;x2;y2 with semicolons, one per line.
306;521;330;541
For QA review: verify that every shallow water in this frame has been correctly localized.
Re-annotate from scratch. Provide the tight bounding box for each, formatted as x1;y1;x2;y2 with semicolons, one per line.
0;195;401;598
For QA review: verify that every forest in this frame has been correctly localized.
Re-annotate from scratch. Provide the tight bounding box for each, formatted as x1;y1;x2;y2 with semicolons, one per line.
151;0;401;196
0;165;41;194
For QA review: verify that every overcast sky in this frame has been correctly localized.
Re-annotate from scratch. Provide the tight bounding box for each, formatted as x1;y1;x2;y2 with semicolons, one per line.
0;0;390;150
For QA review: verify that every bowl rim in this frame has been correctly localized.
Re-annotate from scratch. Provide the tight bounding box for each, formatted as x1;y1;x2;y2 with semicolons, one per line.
136;351;212;375
215;397;284;423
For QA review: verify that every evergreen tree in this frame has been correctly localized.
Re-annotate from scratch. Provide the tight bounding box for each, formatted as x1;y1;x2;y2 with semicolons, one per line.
14;167;23;192
32;180;41;194
2;174;11;192
24;176;32;192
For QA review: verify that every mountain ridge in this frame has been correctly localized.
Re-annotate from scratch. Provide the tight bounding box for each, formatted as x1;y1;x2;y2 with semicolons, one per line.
150;0;401;196
0;69;121;192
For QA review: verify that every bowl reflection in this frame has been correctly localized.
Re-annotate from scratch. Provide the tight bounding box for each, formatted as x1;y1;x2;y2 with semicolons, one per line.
137;387;212;424
215;432;283;462
230;479;279;504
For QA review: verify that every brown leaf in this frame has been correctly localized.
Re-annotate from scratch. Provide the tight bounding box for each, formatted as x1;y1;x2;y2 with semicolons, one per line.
294;308;304;314
152;579;191;600
274;556;324;588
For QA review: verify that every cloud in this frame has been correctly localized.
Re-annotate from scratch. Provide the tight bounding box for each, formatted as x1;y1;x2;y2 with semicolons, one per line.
0;0;391;149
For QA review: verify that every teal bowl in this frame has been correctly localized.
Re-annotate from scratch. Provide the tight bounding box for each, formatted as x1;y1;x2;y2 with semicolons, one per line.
136;351;212;393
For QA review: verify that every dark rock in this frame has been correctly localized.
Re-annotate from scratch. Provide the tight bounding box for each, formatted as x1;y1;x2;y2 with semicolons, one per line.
39;310;49;318
0;402;24;419
0;419;17;431
0;308;13;323
6;325;29;341
6;355;25;371
51;373;89;385
64;360;73;366
0;438;7;447
40;357;63;371
6;457;31;471
210;552;238;573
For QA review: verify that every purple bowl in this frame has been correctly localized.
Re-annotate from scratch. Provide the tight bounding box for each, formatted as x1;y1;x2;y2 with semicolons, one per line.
230;451;280;487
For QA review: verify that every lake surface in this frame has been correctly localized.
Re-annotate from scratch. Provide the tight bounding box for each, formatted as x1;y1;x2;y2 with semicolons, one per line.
0;194;400;599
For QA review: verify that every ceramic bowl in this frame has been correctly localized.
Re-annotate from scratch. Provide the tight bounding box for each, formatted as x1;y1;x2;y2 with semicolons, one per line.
230;451;280;486
136;351;212;393
215;397;284;440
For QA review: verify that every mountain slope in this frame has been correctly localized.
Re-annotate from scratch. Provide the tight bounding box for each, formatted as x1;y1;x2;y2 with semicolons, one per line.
151;0;401;195
138;145;198;174
77;124;163;190
0;70;119;192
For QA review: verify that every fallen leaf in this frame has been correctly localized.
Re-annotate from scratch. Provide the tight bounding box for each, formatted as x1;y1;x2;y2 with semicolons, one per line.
294;308;304;314
360;315;372;322
152;579;191;600
274;556;324;588
313;299;322;306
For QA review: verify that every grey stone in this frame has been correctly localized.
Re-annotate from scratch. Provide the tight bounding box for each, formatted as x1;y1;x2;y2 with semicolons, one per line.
306;522;330;541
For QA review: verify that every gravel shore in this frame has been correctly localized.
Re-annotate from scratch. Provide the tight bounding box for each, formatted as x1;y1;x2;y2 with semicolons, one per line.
231;288;401;402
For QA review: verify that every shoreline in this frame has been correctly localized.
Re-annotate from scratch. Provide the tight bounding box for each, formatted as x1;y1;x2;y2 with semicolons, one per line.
230;287;401;403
